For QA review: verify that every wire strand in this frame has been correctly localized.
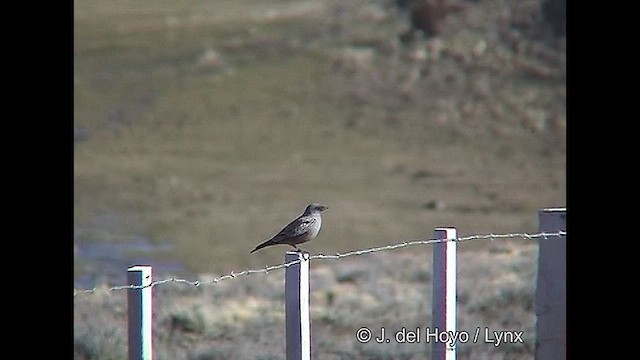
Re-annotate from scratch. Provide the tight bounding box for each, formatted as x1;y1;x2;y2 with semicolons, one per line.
73;231;565;296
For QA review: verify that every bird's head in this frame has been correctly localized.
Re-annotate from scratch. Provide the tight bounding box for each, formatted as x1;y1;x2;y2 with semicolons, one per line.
306;203;329;213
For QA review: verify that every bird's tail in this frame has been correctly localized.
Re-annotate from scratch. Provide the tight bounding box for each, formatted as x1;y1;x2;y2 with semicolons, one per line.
250;240;272;254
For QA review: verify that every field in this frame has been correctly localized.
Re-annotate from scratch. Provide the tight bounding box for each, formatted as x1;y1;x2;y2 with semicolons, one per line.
74;0;565;358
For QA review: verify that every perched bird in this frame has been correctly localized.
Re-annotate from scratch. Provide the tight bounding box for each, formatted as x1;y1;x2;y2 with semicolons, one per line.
250;203;329;253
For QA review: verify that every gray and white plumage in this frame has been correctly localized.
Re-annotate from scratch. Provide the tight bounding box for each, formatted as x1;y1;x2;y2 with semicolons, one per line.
250;203;329;253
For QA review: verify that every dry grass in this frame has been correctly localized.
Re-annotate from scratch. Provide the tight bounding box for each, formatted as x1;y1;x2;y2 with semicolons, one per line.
74;0;564;275
74;239;540;359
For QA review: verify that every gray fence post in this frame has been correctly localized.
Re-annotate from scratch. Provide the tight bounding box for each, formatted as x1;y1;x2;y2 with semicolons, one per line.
431;228;457;360
534;208;566;360
127;265;153;360
285;252;311;360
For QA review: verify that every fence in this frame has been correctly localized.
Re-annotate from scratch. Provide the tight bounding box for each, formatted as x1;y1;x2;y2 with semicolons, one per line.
74;207;566;360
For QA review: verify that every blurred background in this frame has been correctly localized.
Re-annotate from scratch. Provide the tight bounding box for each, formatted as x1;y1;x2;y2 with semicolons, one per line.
74;0;564;357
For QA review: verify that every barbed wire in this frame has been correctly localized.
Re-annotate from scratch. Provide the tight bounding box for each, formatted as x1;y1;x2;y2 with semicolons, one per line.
73;231;565;296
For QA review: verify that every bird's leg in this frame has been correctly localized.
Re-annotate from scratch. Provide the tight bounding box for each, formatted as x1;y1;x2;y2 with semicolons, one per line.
289;244;310;258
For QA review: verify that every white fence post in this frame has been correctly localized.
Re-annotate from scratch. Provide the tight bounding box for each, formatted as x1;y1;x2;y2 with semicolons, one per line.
535;208;566;360
127;265;153;360
431;228;457;360
285;251;311;360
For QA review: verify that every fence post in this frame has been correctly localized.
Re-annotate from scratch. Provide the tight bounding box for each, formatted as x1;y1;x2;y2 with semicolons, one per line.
127;265;153;360
535;208;566;360
431;228;457;360
285;251;311;360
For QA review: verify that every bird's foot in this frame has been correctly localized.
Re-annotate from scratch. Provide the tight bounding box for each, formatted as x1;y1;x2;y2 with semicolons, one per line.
295;247;311;259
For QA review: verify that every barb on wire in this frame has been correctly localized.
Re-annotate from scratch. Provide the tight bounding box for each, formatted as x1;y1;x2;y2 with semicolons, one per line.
73;231;565;296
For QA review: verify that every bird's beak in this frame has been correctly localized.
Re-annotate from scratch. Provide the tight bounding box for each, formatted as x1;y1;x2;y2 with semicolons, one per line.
319;205;329;211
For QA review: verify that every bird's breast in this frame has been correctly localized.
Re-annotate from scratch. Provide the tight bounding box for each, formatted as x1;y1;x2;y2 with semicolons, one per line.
306;216;322;238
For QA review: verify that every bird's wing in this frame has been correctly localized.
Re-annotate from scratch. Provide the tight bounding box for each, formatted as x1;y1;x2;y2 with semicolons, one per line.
273;216;316;241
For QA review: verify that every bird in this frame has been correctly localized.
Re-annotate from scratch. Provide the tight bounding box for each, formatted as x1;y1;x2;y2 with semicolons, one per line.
250;203;329;253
